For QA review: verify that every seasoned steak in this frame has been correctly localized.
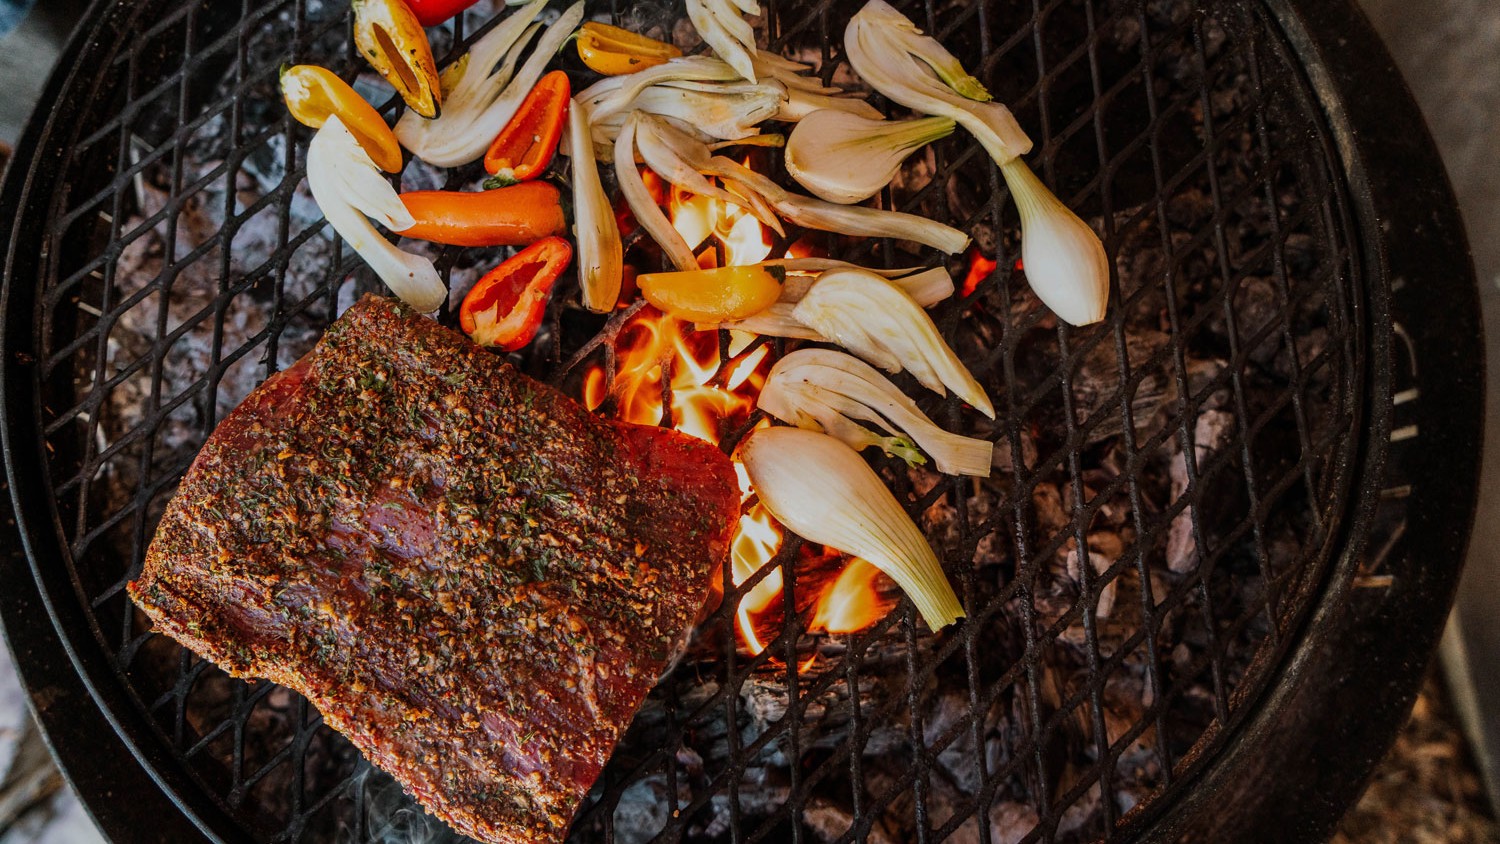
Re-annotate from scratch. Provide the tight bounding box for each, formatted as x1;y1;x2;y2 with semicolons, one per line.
129;295;740;844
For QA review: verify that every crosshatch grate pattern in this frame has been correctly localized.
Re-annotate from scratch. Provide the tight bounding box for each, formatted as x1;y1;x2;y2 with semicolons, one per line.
15;0;1361;840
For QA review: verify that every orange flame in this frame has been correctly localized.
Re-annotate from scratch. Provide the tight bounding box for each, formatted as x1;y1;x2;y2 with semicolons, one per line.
590;310;770;441
670;183;773;268
587;178;887;655
732;502;783;653
809;558;896;634
585;307;782;654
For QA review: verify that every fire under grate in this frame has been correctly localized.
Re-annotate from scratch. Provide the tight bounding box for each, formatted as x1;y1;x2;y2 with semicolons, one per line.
0;0;1380;841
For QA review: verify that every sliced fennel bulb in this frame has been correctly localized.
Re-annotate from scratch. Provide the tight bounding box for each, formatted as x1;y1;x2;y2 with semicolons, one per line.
631;82;786;142
579;54;879;147
776;264;954;307
706;150;971;254
307;117;444;313
751;52;833;91
845;0;1031;165
623;117;969;254
1001;158;1110;325
844;0;1111;325
776;88;884;122
634;112;741;205
793;268;994;417
740;426;965;630
785;110;955;203
774;192;969;254
760;349;993;476
615;113;701;272
585;88;776;148
579;57;745;125
395;1;583;167
686;0;760;82
763;258;924;279
567;99;623;312
716;303;826;340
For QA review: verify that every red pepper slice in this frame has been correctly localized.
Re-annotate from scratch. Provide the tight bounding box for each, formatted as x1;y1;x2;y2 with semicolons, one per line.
460;236;573;351
483;71;571;187
405;0;482;27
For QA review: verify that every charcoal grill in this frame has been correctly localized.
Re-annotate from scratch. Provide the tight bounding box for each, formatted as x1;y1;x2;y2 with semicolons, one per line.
0;0;1481;841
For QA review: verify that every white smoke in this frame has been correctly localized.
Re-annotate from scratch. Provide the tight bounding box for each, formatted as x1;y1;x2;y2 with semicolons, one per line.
362;768;472;844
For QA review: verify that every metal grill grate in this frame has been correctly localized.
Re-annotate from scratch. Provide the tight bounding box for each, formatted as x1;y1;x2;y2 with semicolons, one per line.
3;0;1368;841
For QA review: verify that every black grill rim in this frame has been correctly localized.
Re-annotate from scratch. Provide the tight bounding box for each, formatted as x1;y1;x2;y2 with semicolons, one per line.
1133;0;1483;839
0;1;1478;844
0;3;249;839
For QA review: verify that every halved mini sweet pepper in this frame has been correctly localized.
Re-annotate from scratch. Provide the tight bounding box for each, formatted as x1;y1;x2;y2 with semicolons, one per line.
280;64;404;173
575;22;682;76
460;236;573;350
353;0;443;119
482;71;570;188
638;263;785;323
396;181;567;247
405;0;482;27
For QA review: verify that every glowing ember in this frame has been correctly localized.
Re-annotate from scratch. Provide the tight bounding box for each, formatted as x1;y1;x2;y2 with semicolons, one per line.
810;558;897;634
961;248;999;298
585;176;889;656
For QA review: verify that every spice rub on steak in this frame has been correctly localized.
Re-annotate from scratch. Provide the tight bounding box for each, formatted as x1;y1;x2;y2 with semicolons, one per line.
129;295;740;844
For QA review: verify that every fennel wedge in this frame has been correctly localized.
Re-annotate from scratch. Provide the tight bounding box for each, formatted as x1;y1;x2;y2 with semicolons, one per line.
759;349;993;477
741;427;965;631
307;117;444;313
844;0;1030;165
566;98;624;312
785;110;955;204
793;268;995;417
844;0;1111;325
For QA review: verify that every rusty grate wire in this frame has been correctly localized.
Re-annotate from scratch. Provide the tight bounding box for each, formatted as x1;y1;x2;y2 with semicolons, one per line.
6;0;1361;840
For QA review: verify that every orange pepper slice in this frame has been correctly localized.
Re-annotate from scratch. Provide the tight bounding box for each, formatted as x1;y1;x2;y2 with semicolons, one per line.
397;181;567;248
280;64;404;173
483;71;571;186
576;22;682;76
638;264;786;323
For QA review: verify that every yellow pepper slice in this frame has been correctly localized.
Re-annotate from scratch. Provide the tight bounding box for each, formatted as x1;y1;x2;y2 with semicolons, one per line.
280;65;404;173
353;0;442;119
638;264;785;323
576;22;682;76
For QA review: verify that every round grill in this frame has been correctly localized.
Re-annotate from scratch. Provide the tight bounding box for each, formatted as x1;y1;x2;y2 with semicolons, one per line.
0;0;1480;842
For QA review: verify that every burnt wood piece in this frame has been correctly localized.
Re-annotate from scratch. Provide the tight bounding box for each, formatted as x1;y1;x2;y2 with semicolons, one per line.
128;295;741;844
